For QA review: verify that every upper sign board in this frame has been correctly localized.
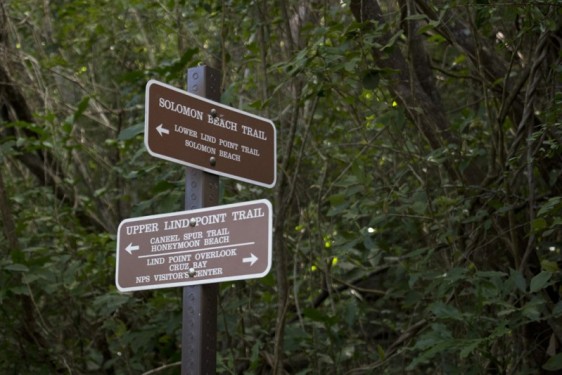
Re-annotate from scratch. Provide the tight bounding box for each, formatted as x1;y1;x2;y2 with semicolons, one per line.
145;80;276;188
116;199;272;292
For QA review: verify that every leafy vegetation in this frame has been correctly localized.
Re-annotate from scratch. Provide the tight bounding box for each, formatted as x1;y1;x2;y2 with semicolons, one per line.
0;0;560;374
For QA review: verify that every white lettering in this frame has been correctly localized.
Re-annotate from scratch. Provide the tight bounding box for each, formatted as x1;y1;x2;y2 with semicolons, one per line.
185;139;216;155
150;235;179;244
219;149;241;162
154;272;189;281
147;257;165;266
194;248;237;260
126;223;158;235
207;114;238;131
136;275;150;283
169;263;191;272
183;232;203;240
164;219;190;231
241;125;267;140
192;213;227;226
231;207;265;221
159;98;204;121
168;254;192;263
206;228;230;237
150;240;200;252
200;133;217;143
218;139;239;150
174;124;198;138
192;260;207;269
203;235;230;246
195;268;223;277
240;145;260;156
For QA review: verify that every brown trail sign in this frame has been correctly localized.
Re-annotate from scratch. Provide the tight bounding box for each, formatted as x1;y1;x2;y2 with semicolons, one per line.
118;68;276;374
116;199;272;292
145;79;276;188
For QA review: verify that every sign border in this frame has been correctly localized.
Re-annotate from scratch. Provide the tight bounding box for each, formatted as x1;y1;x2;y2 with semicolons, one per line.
144;79;277;188
115;199;273;292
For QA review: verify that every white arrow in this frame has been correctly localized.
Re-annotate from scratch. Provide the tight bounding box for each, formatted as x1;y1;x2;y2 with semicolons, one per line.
156;123;169;136
242;253;258;266
125;243;140;255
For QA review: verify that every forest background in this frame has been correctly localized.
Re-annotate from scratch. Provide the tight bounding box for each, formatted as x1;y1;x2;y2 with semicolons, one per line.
0;0;561;374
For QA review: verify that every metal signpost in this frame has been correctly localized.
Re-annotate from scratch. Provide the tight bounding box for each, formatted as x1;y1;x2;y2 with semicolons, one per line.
183;66;221;375
115;65;276;374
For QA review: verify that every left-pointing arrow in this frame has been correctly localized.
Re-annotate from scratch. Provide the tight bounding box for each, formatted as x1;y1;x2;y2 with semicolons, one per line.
156;123;170;136
126;243;140;255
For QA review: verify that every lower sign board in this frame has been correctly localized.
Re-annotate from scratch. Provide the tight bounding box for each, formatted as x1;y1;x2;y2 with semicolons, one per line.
115;199;272;292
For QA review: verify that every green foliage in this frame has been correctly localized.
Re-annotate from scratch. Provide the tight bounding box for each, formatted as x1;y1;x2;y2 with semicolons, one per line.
1;0;561;374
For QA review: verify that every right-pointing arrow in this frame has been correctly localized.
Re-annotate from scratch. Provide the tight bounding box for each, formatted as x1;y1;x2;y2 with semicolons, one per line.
156;123;169;136
242;253;258;266
125;243;140;255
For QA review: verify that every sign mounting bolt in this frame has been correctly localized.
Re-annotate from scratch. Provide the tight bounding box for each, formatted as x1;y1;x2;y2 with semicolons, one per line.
189;218;197;227
210;108;217;118
209;156;216;166
188;268;196;277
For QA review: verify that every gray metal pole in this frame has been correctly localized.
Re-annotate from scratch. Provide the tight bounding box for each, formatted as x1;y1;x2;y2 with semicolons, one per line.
182;66;221;375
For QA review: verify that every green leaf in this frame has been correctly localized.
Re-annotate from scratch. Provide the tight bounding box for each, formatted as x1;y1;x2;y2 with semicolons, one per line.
376;344;385;360
430;301;462;320
476;270;507;278
509;268;527;292
152;48;199;77
74;96;90;120
303;307;338;326
118;123;144;141
543;353;562;371
381;30;403;51
361;70;380;90
537;197;561;217
407;339;453;370
459;339;482;358
404;14;429;22
553;301;562;317
92;293;131;317
531;218;547;233
9;286;29;295
521;297;545;321
151;180;175;194
4;263;29;272
418;20;441;34
530;271;552;293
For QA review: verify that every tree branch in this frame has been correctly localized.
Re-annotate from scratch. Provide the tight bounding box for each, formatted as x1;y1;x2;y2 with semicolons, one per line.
0;22;107;232
350;0;472;184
